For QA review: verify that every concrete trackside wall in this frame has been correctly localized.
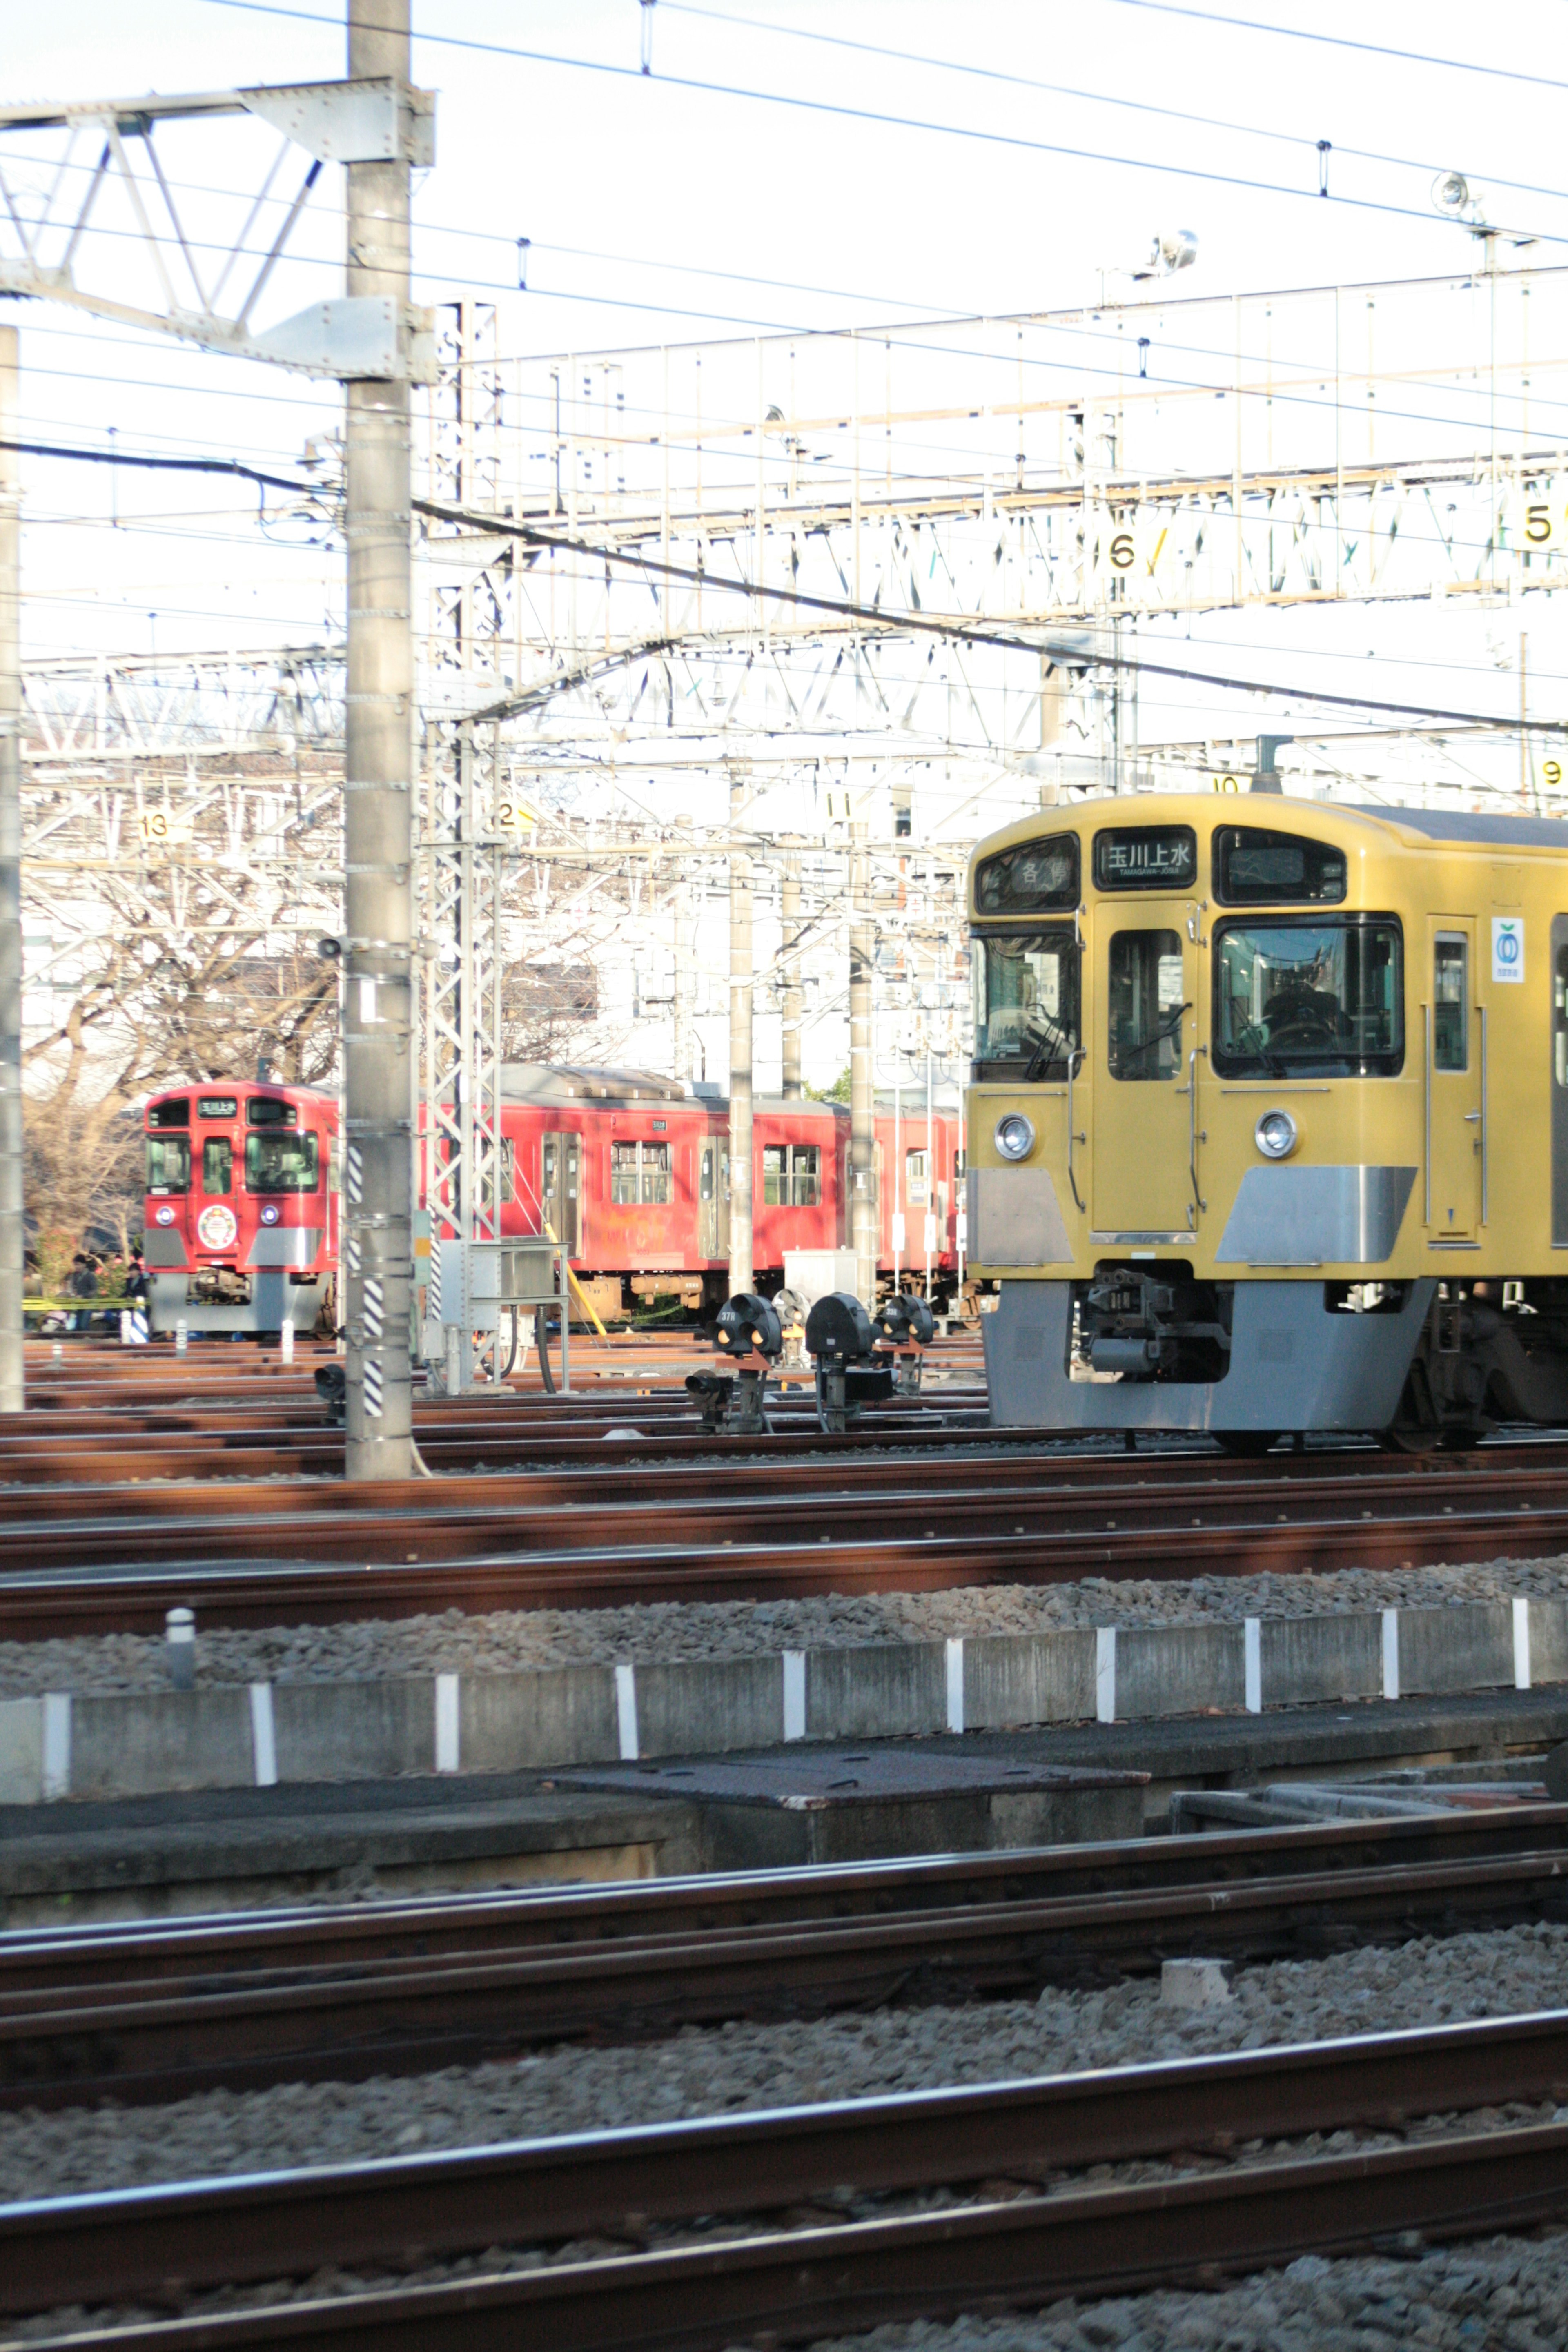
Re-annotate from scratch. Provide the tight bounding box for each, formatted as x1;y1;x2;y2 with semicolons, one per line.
0;1596;1560;1804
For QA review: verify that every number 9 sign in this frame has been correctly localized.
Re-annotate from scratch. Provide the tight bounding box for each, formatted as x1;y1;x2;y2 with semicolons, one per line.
1544;759;1563;792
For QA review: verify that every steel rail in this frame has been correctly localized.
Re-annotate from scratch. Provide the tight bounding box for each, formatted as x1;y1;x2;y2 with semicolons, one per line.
18;2119;1568;2350
4;1803;1562;2000
4;1476;1568;1632
7;1841;1568;2107
5;2010;1568;2321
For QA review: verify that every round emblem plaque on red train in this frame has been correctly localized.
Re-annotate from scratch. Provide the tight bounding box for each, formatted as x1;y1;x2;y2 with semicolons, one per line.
197;1204;238;1251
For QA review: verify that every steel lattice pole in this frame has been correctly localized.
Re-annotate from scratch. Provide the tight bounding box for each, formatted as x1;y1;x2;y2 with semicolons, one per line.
0;328;21;1413
342;0;414;1476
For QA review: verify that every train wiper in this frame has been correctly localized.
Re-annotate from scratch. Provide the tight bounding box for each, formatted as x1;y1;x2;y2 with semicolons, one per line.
1022;1016;1072;1083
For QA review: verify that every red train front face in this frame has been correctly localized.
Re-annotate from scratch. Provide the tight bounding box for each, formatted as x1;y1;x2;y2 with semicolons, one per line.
143;1083;337;1336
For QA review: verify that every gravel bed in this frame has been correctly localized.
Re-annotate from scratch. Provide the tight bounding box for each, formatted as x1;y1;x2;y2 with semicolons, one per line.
805;2231;1568;2352
4;1918;1566;2203
4;1554;1568;1693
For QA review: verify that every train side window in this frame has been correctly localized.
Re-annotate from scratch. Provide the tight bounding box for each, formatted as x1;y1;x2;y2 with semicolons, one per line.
640;1143;671;1205
611;1140;670;1205
1108;930;1185;1081
905;1149;929;1205
146;1134;190;1193
202;1138;233;1195
699;1147;715;1201
477;1136;515;1212
1557;946;1568;1087
1433;937;1468;1072
763;1144;820;1206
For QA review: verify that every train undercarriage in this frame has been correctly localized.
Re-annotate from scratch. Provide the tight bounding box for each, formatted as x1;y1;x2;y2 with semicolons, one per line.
986;1271;1568;1449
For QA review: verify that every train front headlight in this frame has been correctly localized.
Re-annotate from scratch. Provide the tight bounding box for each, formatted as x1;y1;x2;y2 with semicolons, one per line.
1254;1108;1299;1160
994;1111;1036;1163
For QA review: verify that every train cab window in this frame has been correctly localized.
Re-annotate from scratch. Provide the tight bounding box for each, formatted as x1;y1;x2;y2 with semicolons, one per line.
1212;918;1403;1078
764;1144;820;1207
147;1098;189;1128
202;1138;233;1195
1214;828;1348;906
610;1140;671;1206
145;1135;190;1193
1107;930;1186;1081
247;1098;298;1127
1433;937;1468;1071
972;930;1079;1079
245;1131;320;1193
1556;947;1568;1087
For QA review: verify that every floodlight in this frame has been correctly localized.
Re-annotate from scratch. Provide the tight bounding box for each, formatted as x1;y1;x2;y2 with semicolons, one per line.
1432;172;1471;215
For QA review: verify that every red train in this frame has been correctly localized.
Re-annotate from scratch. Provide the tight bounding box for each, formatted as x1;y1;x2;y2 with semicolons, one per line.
141;1066;967;1337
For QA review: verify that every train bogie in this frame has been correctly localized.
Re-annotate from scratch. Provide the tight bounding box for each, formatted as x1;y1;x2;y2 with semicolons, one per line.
966;795;1568;1443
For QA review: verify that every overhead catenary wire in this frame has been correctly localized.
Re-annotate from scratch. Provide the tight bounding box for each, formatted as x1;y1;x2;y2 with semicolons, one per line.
661;0;1568;214
193;0;1568;252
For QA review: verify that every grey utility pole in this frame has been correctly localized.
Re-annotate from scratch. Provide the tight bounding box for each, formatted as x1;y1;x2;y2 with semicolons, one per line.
0;327;20;1412
728;773;753;1297
780;851;803;1100
342;0;414;1474
849;820;876;1307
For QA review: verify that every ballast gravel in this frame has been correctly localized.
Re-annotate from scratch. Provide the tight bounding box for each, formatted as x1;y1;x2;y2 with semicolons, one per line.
3;1555;1568;1694
3;1918;1567;2204
805;2232;1568;2352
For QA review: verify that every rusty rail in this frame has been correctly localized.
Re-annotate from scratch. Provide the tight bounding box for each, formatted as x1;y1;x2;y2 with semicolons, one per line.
7;2016;1568;2338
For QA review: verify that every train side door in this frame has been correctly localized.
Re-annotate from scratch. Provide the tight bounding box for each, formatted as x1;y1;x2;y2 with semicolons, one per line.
541;1130;581;1256
1426;919;1481;1241
698;1141;728;1258
1089;906;1200;1236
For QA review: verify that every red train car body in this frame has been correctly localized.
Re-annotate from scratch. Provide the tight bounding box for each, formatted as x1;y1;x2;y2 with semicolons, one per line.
143;1080;339;1336
141;1067;964;1336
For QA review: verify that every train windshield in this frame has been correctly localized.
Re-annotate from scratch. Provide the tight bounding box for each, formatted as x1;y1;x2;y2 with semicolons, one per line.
245;1131;321;1193
972;929;1080;1080
145;1135;190;1193
1213;919;1403;1077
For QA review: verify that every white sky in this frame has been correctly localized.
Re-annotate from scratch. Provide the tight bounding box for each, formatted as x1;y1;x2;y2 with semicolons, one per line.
5;0;1566;755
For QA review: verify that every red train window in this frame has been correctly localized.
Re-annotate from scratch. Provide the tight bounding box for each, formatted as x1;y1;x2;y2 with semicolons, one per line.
762;1144;820;1206
611;1141;671;1205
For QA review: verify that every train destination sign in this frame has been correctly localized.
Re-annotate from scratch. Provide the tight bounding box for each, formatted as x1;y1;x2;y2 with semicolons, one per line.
973;833;1080;915
1092;825;1198;891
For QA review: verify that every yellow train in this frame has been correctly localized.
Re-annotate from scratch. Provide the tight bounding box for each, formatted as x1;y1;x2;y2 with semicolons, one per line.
965;792;1568;1450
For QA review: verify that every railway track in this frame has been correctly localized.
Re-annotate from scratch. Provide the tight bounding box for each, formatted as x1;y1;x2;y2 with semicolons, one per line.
1;1446;1567;1633
4;2014;1568;2345
6;1804;1568;2107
